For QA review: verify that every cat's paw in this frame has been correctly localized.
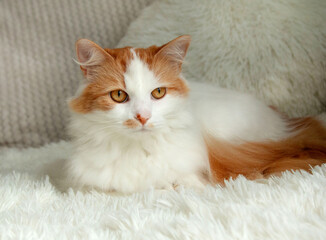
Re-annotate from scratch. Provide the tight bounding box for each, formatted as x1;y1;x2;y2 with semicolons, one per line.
176;174;208;191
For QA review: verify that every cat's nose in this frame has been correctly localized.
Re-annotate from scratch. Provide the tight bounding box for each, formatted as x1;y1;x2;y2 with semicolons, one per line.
135;114;149;125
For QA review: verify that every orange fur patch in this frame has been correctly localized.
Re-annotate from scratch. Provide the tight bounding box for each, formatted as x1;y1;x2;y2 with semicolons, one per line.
206;117;326;184
69;71;125;113
70;47;132;113
105;47;134;72
135;44;189;97
123;119;140;128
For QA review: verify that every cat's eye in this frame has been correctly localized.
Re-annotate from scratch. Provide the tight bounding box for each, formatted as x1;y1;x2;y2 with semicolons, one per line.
151;87;166;99
110;90;128;103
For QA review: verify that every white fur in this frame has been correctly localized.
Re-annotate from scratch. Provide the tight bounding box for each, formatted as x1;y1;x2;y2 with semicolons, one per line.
189;81;289;143
123;49;157;120
67;53;291;193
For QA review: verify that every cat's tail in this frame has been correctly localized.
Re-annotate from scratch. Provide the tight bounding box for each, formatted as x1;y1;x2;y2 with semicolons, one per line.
205;117;326;184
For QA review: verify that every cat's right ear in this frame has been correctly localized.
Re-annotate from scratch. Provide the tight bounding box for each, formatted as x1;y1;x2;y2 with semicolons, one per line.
75;39;113;77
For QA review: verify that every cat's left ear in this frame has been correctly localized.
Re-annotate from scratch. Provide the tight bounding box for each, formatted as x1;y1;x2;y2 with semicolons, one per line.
155;35;191;71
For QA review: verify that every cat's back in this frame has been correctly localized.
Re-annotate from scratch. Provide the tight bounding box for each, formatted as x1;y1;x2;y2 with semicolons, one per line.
188;81;288;142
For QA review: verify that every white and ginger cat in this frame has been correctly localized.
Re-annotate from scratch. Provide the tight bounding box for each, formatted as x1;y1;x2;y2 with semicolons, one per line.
67;35;326;193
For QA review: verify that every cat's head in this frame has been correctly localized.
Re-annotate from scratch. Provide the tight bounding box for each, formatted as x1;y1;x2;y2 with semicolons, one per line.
70;36;191;136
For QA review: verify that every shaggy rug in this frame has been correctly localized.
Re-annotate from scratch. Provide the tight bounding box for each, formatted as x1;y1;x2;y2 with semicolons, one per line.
0;141;326;239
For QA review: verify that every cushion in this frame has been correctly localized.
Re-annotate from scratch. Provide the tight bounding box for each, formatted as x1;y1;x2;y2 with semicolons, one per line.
118;0;326;118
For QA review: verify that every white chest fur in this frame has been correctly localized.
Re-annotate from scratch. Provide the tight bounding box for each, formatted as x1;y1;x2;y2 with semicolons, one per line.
67;113;209;193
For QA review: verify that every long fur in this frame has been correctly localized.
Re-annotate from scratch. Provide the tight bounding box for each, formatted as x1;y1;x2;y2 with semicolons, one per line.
206;117;326;183
67;36;326;193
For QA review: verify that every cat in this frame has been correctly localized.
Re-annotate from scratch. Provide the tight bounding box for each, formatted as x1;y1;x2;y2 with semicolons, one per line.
66;35;326;193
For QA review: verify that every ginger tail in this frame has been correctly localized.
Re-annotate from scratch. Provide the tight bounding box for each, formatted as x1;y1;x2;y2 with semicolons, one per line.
206;117;326;183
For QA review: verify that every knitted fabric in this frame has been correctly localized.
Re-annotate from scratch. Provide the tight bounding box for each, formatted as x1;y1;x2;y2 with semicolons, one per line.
0;0;154;147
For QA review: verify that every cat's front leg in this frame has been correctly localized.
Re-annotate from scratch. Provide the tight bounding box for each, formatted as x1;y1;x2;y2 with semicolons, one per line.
175;173;209;190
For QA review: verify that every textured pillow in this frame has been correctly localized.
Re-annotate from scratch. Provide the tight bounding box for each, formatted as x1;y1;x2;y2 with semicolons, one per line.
0;0;154;147
118;0;326;117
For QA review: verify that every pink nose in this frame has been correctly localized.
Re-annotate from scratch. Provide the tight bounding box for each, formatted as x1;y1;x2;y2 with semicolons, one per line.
135;114;149;125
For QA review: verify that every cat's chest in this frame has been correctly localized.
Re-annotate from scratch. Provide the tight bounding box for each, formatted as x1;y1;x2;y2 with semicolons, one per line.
71;130;208;193
104;134;198;170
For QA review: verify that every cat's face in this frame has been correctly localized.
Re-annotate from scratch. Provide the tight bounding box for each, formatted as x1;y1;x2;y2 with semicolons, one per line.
70;36;191;136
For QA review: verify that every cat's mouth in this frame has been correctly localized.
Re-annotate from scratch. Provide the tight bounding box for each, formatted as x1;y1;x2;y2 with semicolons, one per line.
123;119;155;132
127;126;153;135
136;125;153;132
138;127;151;132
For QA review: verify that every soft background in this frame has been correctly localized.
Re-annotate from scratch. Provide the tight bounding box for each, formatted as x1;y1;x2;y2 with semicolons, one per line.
1;0;326;239
0;0;154;147
118;0;326;117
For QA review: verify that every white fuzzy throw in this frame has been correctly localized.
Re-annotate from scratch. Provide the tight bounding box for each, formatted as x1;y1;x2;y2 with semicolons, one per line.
0;142;326;239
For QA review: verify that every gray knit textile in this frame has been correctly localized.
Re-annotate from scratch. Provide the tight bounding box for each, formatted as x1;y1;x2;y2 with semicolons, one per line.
0;0;154;147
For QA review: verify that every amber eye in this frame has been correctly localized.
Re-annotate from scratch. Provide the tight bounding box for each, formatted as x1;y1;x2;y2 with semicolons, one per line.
110;90;128;103
151;87;166;99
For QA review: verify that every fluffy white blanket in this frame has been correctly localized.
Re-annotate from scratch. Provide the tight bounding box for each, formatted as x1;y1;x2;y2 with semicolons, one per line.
1;141;326;239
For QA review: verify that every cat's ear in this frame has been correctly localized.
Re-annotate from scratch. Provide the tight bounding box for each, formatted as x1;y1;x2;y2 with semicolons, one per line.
155;35;191;71
75;39;113;77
